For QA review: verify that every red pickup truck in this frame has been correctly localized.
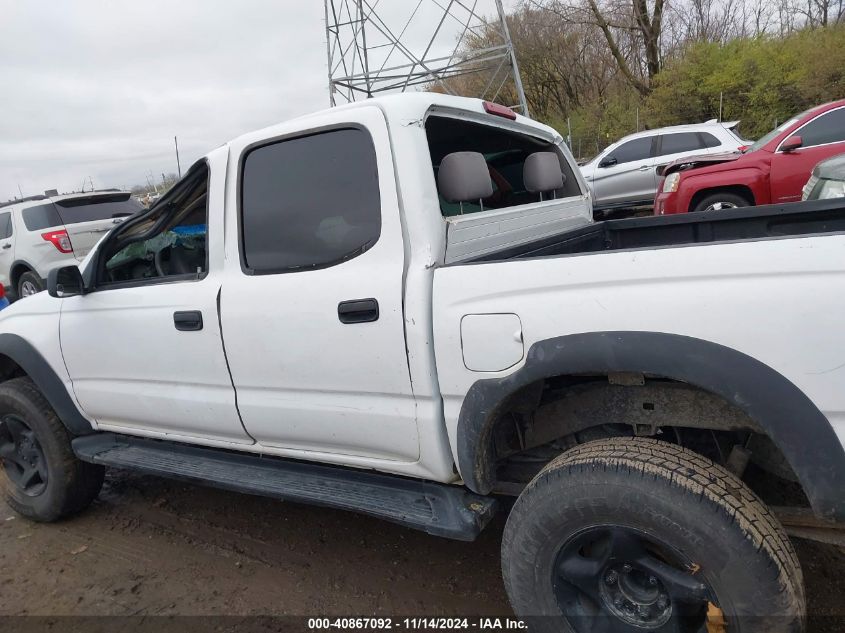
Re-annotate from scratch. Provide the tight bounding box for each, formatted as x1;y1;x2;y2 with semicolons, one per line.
655;99;845;214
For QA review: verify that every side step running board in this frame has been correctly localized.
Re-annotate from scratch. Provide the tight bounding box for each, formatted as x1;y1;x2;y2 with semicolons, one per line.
72;433;497;541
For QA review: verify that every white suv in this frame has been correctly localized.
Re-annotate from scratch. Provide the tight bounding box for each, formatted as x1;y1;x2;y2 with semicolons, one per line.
0;191;143;299
580;120;750;212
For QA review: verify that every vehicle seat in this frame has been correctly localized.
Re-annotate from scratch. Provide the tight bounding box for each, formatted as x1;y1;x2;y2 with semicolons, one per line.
523;152;565;201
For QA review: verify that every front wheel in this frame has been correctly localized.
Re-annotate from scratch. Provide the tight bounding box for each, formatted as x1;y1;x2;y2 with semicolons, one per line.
0;377;104;521
502;437;805;632
692;192;750;213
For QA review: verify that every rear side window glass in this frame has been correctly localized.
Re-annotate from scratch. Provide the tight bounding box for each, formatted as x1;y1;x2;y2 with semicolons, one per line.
54;194;143;225
796;108;845;148
701;132;721;148
22;203;63;231
240;127;381;273
0;212;11;239
611;137;653;164
658;132;704;155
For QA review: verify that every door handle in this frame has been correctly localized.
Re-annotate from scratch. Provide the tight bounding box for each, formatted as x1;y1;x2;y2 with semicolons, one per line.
638;165;651;171
338;298;379;324
173;310;203;331
1;244;10;250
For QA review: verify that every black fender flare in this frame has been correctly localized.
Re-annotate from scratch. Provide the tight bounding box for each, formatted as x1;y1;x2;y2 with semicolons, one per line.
0;333;93;436
456;331;845;522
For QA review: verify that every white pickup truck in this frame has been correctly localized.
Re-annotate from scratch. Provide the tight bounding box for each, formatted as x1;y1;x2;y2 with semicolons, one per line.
0;93;843;632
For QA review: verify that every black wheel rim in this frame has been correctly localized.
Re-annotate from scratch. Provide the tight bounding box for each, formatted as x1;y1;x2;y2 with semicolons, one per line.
553;525;716;632
0;414;49;496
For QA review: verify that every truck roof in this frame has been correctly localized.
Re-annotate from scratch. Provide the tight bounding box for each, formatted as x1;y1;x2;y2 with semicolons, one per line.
229;92;561;148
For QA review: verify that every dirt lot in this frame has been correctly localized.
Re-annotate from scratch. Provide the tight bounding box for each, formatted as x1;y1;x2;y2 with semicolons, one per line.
1;469;843;630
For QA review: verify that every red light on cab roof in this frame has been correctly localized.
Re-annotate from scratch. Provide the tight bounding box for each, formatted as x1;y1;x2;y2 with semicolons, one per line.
483;101;517;120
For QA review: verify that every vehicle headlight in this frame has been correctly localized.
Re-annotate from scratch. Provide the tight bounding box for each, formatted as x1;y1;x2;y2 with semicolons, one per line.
662;172;681;193
814;178;845;200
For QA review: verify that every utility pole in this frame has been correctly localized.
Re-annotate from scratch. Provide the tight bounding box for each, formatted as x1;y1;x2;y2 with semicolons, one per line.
174;136;182;178
494;0;528;117
719;92;723;122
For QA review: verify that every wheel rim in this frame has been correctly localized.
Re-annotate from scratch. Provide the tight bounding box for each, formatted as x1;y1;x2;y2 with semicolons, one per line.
703;201;738;212
552;525;716;632
20;280;39;297
0;414;49;496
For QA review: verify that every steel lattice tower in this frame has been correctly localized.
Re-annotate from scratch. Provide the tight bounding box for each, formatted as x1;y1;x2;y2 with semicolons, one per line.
324;0;529;116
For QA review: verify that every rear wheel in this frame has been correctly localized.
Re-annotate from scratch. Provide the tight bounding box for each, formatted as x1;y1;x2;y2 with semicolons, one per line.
502;437;805;632
692;192;750;213
0;377;103;521
17;271;44;298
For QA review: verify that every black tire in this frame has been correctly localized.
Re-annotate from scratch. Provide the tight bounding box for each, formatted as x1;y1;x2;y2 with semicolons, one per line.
692;191;750;213
502;437;805;633
17;271;44;299
0;377;103;522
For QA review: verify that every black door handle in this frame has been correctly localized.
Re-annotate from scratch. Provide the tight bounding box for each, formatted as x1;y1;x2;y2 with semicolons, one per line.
2;244;10;250
338;298;379;324
173;310;203;331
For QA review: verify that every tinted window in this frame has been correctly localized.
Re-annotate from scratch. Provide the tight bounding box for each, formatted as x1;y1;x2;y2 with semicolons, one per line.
701;132;721;148
241;128;381;273
609;137;653;165
54;194;142;224
22;203;63;231
796;107;845;148
0;212;11;239
659;132;704;155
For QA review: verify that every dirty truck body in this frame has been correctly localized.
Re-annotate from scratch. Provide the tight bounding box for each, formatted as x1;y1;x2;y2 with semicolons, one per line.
0;93;843;631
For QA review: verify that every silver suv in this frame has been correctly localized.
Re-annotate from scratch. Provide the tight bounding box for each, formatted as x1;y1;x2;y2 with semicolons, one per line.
580;121;749;212
0;191;143;299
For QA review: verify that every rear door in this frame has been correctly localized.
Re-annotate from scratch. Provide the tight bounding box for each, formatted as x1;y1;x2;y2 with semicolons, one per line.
770;106;845;203
654;131;717;174
590;135;657;207
221;107;419;462
53;194;143;259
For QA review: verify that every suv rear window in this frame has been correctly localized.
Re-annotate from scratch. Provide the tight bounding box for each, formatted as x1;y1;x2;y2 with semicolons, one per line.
22;195;142;231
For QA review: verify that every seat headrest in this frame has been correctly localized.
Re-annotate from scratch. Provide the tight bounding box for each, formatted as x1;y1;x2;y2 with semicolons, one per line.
437;151;494;203
523;152;565;193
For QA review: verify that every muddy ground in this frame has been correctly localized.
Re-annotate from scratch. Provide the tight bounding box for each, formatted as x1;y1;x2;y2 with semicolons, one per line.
0;469;843;631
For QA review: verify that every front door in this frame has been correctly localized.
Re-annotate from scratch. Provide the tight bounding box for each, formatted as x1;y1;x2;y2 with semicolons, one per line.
770;106;845;203
591;135;657;207
59;154;250;444
221;108;419;462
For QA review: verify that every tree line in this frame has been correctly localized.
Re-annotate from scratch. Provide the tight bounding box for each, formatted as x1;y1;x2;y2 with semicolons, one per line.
445;0;845;159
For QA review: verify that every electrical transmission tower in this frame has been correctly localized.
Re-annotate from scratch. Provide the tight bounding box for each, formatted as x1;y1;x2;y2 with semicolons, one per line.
324;0;529;116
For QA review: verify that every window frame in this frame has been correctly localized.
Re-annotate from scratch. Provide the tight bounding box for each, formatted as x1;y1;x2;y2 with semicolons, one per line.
606;135;657;166
236;122;382;277
89;160;211;293
776;105;845;152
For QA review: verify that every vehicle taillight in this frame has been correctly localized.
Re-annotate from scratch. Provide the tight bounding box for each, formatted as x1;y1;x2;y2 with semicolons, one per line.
0;284;5;299
482;101;517;120
737;145;748;152
42;230;73;254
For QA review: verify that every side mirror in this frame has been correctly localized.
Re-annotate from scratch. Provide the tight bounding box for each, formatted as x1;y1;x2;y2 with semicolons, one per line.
47;266;86;298
598;156;618;168
781;136;803;152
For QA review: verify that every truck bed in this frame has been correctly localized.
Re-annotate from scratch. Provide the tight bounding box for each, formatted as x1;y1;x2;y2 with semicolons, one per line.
468;199;845;262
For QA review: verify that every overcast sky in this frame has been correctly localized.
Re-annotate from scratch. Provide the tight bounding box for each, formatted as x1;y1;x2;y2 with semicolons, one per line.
0;0;512;201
